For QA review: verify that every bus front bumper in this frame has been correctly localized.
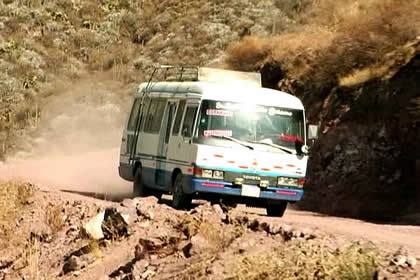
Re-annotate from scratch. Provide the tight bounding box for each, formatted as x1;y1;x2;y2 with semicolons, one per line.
189;178;303;202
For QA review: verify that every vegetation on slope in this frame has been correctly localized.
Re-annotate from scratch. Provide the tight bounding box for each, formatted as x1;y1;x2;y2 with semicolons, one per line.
0;0;281;159
227;0;420;88
226;0;420;219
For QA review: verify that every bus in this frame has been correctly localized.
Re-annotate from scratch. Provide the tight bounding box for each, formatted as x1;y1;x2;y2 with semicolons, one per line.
119;66;318;217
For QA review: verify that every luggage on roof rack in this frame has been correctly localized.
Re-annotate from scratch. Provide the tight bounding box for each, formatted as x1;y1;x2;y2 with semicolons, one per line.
144;65;262;88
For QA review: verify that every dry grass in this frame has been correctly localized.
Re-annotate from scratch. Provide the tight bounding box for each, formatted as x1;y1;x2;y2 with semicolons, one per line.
0;180;34;226
232;240;380;280
25;237;41;280
88;239;103;260
177;214;238;254
45;203;65;234
0;180;34;248
226;0;420;88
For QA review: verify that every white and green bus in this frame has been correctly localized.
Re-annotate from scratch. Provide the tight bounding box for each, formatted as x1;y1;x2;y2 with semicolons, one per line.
119;66;318;217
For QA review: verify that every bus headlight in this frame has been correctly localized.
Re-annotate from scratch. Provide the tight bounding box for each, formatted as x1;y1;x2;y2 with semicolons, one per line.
202;169;213;178
277;177;299;187
194;167;224;180
213;170;224;179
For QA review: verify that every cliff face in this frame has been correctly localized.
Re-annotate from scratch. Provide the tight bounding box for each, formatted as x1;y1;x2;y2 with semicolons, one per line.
275;41;420;220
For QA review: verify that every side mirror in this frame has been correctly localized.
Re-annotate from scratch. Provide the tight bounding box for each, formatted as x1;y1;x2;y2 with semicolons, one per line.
307;124;319;140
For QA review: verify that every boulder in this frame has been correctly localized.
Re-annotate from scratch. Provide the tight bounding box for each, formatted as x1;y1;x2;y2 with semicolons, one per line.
82;208;129;240
83;211;105;240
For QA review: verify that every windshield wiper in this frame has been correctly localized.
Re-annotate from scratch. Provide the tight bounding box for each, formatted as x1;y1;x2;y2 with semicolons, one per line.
249;140;296;154
212;135;254;150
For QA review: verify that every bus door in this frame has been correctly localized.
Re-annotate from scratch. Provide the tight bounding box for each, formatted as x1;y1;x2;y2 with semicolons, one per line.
155;100;177;187
121;98;141;164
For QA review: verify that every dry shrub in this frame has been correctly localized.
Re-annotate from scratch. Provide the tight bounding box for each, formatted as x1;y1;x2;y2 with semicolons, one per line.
233;241;380;280
0;180;34;224
25;237;41;280
226;36;268;71
177;214;233;253
45;203;65;234
88;239;103;260
181;260;212;280
226;0;420;87
197;222;226;253
0;180;34;248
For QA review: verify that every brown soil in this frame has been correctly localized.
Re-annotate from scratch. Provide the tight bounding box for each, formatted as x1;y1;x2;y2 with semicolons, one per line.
1;155;419;279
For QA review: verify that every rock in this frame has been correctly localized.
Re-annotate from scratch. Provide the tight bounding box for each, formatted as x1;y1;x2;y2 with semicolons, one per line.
61;253;95;276
181;242;193;258
102;208;129;240
62;256;80;275
83;208;129;240
121;199;136;209
83;211;105;240
132;259;149;276
134;196;159;206
301;228;317;240
135;234;179;260
189;234;212;256
281;225;294;240
138;236;166;251
212;204;224;216
393;255;407;266
407;256;417;267
248;219;260;231
135;242;147;260
0;260;12;270
141;269;156;279
136;207;154;220
135;197;159;220
292;230;302;238
268;222;282;235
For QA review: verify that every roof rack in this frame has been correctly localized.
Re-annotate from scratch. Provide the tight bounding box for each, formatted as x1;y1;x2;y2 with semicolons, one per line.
153;65;199;83
143;64;262;88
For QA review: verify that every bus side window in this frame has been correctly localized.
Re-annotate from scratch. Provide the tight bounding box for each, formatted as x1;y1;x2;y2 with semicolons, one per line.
144;98;167;134
182;106;198;138
144;99;158;133
150;98;167;133
172;100;186;135
127;98;141;131
138;97;151;132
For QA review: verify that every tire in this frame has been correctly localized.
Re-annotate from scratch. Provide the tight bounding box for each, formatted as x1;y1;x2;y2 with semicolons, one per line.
133;167;149;197
172;173;192;209
266;201;288;217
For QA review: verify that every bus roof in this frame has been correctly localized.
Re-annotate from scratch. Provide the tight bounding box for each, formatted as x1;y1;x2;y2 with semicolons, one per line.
137;81;304;110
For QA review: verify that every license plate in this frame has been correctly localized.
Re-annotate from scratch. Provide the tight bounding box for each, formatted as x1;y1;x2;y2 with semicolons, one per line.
241;184;260;198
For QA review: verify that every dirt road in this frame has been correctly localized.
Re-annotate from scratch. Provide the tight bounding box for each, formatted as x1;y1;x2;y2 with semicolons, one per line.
241;206;420;255
1;147;420;256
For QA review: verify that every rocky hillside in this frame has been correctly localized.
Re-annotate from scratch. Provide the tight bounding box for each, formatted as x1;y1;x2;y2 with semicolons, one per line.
1;181;418;279
226;0;420;219
1;0;419;220
0;0;283;159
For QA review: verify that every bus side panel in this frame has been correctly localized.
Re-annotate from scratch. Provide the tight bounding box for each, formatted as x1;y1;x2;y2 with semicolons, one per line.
167;138;198;194
118;163;134;181
136;133;160;188
119;105;133;181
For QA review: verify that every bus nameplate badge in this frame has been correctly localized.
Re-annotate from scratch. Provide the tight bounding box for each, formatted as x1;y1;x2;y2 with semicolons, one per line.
241;184;260;198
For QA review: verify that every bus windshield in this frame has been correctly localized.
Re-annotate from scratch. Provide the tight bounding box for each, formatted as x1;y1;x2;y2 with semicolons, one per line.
195;100;305;152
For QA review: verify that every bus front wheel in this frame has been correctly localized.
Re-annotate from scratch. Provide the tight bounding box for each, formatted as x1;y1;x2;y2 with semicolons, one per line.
172;173;192;209
266;201;287;217
133;168;149;197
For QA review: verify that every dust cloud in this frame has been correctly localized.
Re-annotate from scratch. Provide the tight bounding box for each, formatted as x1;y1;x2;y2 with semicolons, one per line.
0;75;135;198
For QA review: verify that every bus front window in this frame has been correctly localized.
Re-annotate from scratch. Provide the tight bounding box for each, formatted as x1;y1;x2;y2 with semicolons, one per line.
195;100;305;152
